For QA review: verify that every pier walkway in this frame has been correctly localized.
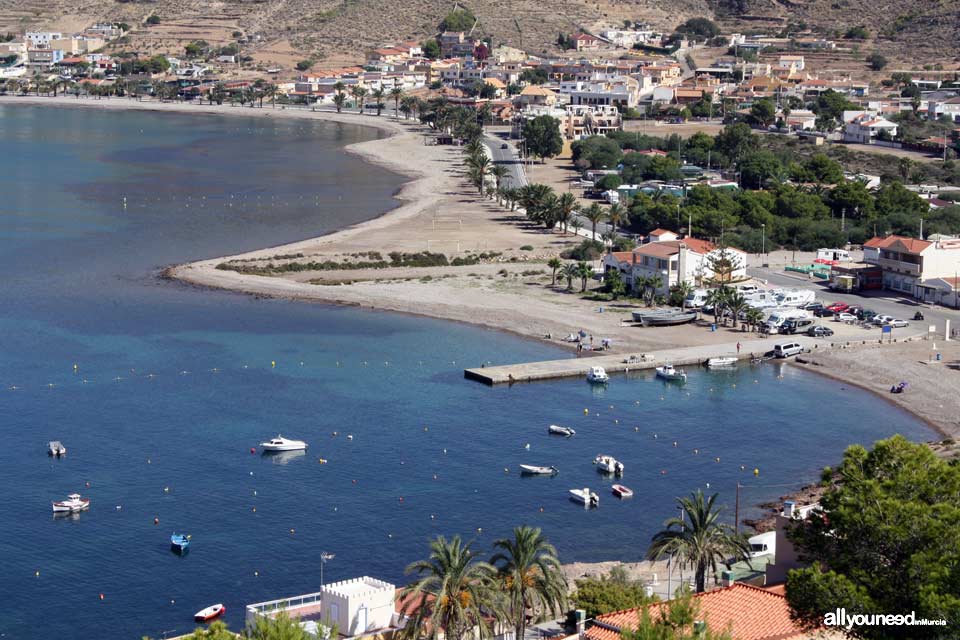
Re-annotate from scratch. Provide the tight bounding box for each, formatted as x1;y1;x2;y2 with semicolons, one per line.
465;335;850;385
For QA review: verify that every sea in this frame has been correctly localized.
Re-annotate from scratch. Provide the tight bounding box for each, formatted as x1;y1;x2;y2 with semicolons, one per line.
0;103;936;639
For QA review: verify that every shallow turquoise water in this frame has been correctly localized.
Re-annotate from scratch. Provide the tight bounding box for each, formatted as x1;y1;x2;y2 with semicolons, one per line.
0;104;935;639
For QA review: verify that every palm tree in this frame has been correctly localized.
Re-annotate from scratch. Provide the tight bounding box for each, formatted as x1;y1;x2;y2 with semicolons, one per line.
671;281;695;309
555;192;577;235
646;490;752;593
576;261;593;293
606;203;630;238
744;306;765;332
466;154;491;194
725;290;747;329
333;81;346;113
371;87;386;116
583;203;605;242
464;138;484;158
704;287;730;327
399;535;499;640
391;86;403;119
636;275;662;306
491;526;568;640
547;258;562;286
350;85;368;114
489;165;510;194
400;95;416;119
571;217;583;237
562;263;578;291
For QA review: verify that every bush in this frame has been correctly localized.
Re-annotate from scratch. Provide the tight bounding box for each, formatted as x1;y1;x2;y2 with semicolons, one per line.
596;174;622;191
561;240;604;261
844;25;869;39
145;15;160;25
519;245;534;251
866;53;888;71
295;60;313;71
675;17;719;40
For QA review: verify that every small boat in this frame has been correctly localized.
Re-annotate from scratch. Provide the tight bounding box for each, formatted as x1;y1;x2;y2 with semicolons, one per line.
171;533;190;553
632;310;697;326
655;364;687;382
569;487;599;507
548;424;576;437
263;449;306;464
586;366;609;384
612;484;633;498
706;357;737;368
48;441;66;456
519;464;558;475
194;603;226;622
594;454;624;475
259;435;307;451
51;493;89;513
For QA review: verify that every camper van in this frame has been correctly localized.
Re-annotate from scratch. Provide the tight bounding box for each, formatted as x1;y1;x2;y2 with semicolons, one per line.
765;309;810;334
816;248;852;263
735;283;761;294
683;289;709;309
775;289;816;308
743;290;781;309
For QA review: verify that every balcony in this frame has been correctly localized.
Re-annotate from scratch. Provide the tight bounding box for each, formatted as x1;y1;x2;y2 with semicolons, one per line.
868;257;921;276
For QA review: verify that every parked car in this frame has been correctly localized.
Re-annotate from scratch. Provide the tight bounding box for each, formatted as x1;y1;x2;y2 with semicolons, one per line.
774;342;804;358
807;325;834;337
501;143;509;149
803;302;826;313
826;302;849;313
814;307;836;318
872;314;894;325
886;318;910;328
782;318;815;334
835;312;857;323
847;306;864;317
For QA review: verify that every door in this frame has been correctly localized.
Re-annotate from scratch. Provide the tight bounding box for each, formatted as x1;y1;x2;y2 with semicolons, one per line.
356;606;367;634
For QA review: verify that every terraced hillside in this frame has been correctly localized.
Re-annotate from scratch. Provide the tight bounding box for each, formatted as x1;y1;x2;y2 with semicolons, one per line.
0;0;956;69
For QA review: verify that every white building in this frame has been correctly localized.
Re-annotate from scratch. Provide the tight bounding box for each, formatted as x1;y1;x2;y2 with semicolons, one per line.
864;234;960;301
559;76;639;109
25;31;63;48
843;112;898;144
602;237;748;296
927;96;960;122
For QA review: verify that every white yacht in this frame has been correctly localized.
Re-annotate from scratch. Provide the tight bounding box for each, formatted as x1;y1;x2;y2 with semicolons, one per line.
655;364;687;382
259;435;308;452
548;424;576;437
586;366;610;383
593;454;625;475
706;357;737;368
52;493;90;513
569;488;599;507
519;464;559;475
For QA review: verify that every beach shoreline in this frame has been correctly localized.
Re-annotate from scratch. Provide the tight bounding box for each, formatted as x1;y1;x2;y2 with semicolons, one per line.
7;95;959;444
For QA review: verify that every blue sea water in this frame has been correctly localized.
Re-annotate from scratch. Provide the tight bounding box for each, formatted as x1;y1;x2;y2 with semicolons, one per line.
0;104;936;639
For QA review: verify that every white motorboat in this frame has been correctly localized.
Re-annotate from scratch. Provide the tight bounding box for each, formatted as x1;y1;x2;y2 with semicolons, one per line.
548;424;576;437
52;493;90;513
48;440;66;456
194;603;226;622
655;364;687;382
259;435;308;452
569;487;599;507
586;366;610;383
519;464;559;475
593;454;624;475
706;357;738;368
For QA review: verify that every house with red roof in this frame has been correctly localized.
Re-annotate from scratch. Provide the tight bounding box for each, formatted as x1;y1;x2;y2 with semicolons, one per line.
602;238;747;295
843;113;898;144
570;33;604;51
583;582;817;640
863;234;960;300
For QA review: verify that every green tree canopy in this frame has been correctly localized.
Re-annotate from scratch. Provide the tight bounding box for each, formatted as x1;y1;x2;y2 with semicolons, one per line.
674;17;720;40
785;435;960;638
740;150;785;189
421;39;441;59
572;135;623;169
750;98;776;127
574;567;656;619
441;8;476;32
522;116;564;162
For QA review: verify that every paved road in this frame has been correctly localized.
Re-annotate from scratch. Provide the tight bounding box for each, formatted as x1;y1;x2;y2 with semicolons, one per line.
748;264;960;335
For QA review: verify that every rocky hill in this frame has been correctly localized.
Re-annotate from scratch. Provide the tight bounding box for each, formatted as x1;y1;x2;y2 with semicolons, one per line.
0;0;955;70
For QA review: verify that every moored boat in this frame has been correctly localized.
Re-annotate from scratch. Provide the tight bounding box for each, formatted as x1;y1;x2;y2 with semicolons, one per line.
612;484;633;498
594;454;625;475
48;441;66;456
171;533;190;553
547;424;576;437
194;603;226;622
569;487;599;507
259;435;307;451
586;366;609;384
655;364;687;382
706;357;737;368
519;464;558;475
632;310;697;326
51;493;89;513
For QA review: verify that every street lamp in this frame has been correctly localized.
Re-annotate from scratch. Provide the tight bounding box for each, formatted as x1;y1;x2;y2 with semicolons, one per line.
320;551;335;587
761;223;766;262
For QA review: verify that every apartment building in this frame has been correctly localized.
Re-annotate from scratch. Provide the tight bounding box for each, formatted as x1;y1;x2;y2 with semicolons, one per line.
863;234;960;300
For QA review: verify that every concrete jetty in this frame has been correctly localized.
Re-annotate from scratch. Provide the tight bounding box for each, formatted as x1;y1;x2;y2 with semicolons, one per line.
464;336;840;385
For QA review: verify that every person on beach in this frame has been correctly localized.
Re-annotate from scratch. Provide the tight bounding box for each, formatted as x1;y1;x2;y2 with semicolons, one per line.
736;342;741;354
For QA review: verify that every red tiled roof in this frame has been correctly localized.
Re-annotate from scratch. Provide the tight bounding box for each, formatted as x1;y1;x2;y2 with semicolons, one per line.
584;583;808;640
682;237;717;254
648;228;676;236
864;234;932;253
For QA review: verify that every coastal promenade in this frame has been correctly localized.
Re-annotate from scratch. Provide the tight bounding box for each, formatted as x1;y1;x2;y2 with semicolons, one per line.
466;335;843;384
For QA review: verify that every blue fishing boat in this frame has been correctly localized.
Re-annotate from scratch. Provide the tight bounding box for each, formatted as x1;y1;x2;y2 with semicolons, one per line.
170;533;190;554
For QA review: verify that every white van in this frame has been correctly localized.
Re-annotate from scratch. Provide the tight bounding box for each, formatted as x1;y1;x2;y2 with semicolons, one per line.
684;289;709;308
765;309;810;334
774;342;804;358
